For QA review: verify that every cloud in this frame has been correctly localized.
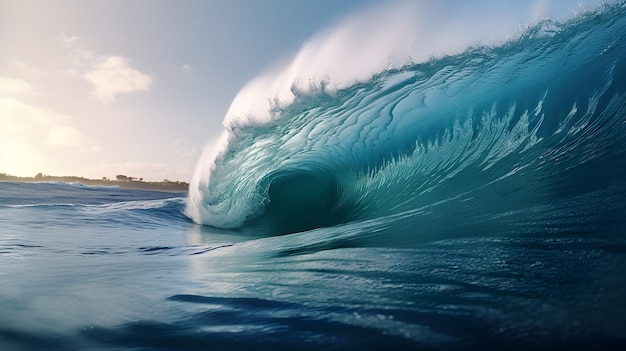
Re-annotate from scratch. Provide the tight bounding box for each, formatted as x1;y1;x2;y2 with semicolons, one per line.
83;56;153;103
47;125;86;147
60;33;153;103
181;64;192;72
0;76;32;94
0;98;87;146
60;32;79;46
0;98;90;175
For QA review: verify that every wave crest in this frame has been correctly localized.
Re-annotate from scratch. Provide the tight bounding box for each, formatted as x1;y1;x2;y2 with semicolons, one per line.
186;2;626;235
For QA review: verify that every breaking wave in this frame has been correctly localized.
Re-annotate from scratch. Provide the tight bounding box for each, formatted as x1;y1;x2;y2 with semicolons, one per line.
186;1;626;236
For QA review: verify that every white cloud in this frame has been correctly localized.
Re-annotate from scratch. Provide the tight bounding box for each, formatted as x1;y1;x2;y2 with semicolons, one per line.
0;76;32;94
83;56;153;103
60;33;79;46
0;140;45;177
0;98;87;145
181;64;192;72
47;125;86;147
59;33;153;103
0;98;90;176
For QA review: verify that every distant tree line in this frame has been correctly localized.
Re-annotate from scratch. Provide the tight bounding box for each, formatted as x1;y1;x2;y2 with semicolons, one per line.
115;175;143;182
0;172;188;189
114;175;184;184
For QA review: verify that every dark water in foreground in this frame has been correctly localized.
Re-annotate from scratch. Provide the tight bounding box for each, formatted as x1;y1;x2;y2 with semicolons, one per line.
1;182;625;350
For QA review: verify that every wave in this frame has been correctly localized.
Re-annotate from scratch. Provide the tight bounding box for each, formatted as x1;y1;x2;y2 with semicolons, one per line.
186;1;626;236
78;197;189;223
0;181;189;224
81;197;186;212
1;197;185;213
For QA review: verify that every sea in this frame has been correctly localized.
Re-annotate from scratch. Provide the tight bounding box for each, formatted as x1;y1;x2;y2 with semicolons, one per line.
3;2;626;350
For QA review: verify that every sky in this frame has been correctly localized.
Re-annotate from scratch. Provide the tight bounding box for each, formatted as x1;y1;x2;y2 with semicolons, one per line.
0;0;382;181
0;0;606;182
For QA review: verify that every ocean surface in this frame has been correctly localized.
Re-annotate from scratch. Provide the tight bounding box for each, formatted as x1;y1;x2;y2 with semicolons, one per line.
3;2;626;350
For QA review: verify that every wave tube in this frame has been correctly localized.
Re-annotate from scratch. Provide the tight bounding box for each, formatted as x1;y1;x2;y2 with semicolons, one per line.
186;1;626;236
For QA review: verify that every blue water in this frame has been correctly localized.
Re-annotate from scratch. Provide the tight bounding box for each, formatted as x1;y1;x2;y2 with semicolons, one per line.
3;2;626;350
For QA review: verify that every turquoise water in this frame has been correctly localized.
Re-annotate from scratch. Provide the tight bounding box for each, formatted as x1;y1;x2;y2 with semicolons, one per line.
187;3;626;239
3;2;626;350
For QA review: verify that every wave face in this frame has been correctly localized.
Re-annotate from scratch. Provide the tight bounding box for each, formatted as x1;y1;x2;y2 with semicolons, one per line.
186;2;626;237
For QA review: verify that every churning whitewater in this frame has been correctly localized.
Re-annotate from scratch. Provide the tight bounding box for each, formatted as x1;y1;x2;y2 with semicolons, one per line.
186;1;626;236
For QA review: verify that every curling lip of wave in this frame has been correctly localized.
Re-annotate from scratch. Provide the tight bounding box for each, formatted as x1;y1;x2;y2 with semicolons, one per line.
222;0;608;128
185;1;626;234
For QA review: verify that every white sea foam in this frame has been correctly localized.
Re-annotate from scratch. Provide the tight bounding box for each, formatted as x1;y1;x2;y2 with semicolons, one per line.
223;0;603;128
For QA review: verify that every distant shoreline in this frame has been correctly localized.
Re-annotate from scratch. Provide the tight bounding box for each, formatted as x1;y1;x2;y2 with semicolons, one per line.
0;174;189;193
